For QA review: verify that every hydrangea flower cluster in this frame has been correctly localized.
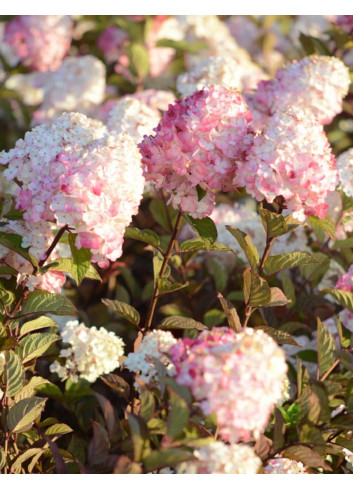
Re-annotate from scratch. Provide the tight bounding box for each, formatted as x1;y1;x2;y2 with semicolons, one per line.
177;441;261;474
336;15;353;34
4;16;73;72
175;15;266;90
32;56;106;125
97;26;129;64
106;97;161;144
50;320;125;383
0;112;145;267
123;330;177;390
139;85;254;218
247;55;350;130
336;148;353;197
177;56;258;97
236;106;338;222
264;457;307;474
168;327;287;442
335;264;353;292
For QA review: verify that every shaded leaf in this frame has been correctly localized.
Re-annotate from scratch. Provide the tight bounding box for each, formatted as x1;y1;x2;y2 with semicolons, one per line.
217;292;241;332
4;350;24;397
282;445;332;471
20;316;58;336
157;278;189;295
7;397;47;433
167;388;190;438
158;315;206;331
243;268;271;307
11;448;44;474
261;287;291;307
100;373;130;401
322;288;353;313
143;448;190;472
226;226;259;269
258;205;287;238
129;43;150;79
140;390;155;422
308;215;335;241
185;216;217;246
19;333;58;363
127;413;148;462
102;298;140;325
15;376;50;402
45;423;73;437
317;318;336;377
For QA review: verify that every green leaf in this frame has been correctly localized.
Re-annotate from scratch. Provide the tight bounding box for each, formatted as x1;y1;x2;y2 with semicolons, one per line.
149;199;176;232
185;216;217;246
179;238;232;253
156;38;208;53
282;445;332;471
129;43;150;79
100;373;130;401
19;333;59;363
15;376;50;402
0;232;38;268
317;318;336;377
261;287;291;308
332;237;353;249
167;388;190;439
45;423;73;437
208;258;227;292
243;268;271;307
127;413;148;462
102;298;140;325
35;382;64;402
217;292;241;332
143;448;190;472
203;309;226;328
0;283;15;309
4;351;25;398
323;288;353;313
0;448;5;470
226;226;259;270
158;315;206;331
68;234;91;286
157;278;189;295
11;448;44;474
7;397;47;433
258;205;287;238
124;227;160;248
308;215;336;241
153;250;170;281
140;390;155;422
254;326;301;346
43;257;100;281
264;252;318;276
21;291;77;316
299;33;331;55
280;271;296;307
20;316;58;336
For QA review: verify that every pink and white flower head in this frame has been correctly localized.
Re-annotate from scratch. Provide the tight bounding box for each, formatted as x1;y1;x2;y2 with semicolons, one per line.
236;106;338;222
128;89;175;113
264;457;307;474
106;97;161;144
32;56;106;125
247;55;350;130
177;56;258;97
177;441;261;474
168;327;287;443
335;264;353;292
0;112;144;267
124;330;177;390
139;85;254;218
4;15;73;72
337;148;353;197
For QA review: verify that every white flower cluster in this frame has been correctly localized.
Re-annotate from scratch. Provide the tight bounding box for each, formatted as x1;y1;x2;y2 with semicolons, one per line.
177;56;252;97
174;15;266;90
264;457;307;474
177;441;261;474
32;56;106;125
50;320;125;383
337;148;353;197
123;330;177;389
106;97;161;144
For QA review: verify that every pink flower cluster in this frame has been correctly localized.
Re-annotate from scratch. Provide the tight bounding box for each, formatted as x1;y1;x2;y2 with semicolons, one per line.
236;106;338;221
247;55;350;130
335;264;353;292
4;15;73;72
139;85;254;218
0;112;145;267
336;16;353;34
97;26;129;64
168;327;287;442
